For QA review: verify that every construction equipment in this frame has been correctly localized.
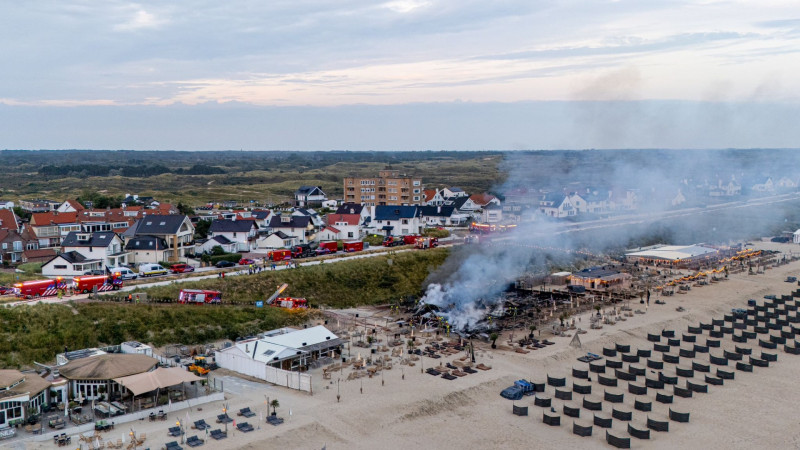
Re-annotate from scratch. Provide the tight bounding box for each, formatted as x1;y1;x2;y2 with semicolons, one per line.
265;283;309;309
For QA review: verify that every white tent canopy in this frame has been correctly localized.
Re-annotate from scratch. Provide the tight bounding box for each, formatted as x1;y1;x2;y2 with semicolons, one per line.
113;367;202;396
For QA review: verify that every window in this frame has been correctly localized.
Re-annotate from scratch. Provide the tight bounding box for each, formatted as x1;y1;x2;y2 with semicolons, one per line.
54;264;67;269
413;181;420;186
348;232;354;238
13;241;22;252
413;196;420;201
413;189;420;194
1;243;5;250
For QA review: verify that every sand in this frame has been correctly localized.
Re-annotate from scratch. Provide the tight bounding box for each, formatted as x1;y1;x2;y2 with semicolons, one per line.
22;241;800;450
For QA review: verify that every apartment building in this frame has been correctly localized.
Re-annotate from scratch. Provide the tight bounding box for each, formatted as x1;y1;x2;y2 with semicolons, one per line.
343;170;422;206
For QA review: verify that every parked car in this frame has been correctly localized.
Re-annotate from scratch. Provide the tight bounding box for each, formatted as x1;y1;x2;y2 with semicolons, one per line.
170;264;195;274
215;260;235;268
315;247;332;256
83;269;106;276
238;258;255;266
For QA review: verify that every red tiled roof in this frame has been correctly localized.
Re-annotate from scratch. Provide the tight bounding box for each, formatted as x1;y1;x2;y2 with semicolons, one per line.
64;199;85;212
0;209;19;231
31;211;79;226
469;193;497;206
423;189;437;203
322;226;340;233
23;248;57;259
325;213;360;226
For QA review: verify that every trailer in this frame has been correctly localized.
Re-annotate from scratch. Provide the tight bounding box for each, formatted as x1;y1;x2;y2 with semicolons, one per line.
13;278;68;299
318;241;338;253
343;241;364;252
72;275;122;294
178;289;222;304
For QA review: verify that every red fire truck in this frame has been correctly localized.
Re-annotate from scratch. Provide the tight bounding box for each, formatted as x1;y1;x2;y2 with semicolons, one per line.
415;237;439;249
318;241;338;253
265;284;309;309
343;241;364;252
267;249;293;262
403;235;420;245
178;289;222;304
72;274;123;294
13;278;68;299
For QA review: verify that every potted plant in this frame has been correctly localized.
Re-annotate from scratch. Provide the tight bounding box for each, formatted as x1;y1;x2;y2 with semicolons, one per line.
490;333;499;349
269;399;280;417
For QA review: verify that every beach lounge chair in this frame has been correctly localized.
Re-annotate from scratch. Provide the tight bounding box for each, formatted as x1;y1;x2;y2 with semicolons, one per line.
192;420;209;430
164;441;183;450
209;429;227;440
168;426;183;437
267;415;285;426
238;407;256;418
216;414;232;424
236;422;254;432
186;435;205;447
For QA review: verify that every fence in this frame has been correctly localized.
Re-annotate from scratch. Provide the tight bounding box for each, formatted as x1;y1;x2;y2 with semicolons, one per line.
214;350;312;393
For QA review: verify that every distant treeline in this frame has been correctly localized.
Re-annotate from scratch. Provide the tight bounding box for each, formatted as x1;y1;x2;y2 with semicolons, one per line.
38;163;226;177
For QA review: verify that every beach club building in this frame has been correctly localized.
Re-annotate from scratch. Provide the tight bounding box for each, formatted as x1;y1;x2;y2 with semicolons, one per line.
216;326;343;372
625;244;720;266
57;354;158;401
568;267;632;291
0;370;52;429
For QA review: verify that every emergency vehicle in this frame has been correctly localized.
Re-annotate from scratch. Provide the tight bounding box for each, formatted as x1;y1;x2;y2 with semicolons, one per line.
343;241;364;252
72;274;123;294
267;249;292;262
265;283;309;309
178;289;222;304
13;278;68;299
415;237;439;249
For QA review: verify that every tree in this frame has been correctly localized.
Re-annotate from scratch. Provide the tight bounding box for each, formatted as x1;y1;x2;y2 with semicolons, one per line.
270;399;280;416
559;312;570;327
194;220;211;239
489;332;499;349
177;202;195;215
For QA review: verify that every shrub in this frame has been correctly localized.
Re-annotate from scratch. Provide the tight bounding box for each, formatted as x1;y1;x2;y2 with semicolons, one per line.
422;228;450;238
363;234;384;246
208;253;242;265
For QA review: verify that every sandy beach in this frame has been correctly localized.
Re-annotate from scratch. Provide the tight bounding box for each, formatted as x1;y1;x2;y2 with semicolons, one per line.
20;241;800;450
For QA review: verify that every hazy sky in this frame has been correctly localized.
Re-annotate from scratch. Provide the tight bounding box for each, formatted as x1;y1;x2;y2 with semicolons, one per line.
2;1;799;150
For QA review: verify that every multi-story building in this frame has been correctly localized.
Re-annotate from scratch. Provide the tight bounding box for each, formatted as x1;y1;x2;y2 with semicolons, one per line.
343;170;422;206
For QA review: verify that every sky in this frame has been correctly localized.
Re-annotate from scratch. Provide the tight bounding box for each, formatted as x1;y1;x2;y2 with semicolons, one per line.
1;1;799;150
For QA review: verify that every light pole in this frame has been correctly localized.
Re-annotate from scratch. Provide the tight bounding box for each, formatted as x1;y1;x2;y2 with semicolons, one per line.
222;405;227;434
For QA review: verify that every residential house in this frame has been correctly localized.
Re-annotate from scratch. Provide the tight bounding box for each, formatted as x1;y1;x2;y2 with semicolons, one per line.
501;202;536;223
422;189;445;206
539;192;577;218
294;186;327;207
0;209;20;232
419;206;463;226
293;208;323;228
195;236;238;254
208;219;259;252
126;215;195;262
441;187;468;199
610;189;638;211
0;200;15;210
256;231;298;250
22;248;56;264
479;204;503;224
777;177;798;190
321;199;339;209
461;193;501;212
323;213;362;240
373;206;422;236
709;177;742;197
29;211;81;247
582;191;610;214
335;203;371;225
124;236;170;264
19;199;59;213
56;199;85;213
60;231;129;269
0;230;24;264
41;251;102;277
750;177;774;193
671;189;687;207
266;215;312;244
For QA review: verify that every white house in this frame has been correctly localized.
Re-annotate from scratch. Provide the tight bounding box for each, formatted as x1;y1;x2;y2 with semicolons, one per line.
42;251;102;277
56;200;85;213
777;177;798;190
441;187;468;199
671;189;687;207
256;231;297;250
461;193;501;213
126;215;195;262
751;177;774;193
324;213;362;240
294;186;327;207
0;200;15;210
480;204;503;223
422;189;446;206
539;193;577;218
215;326;343;371
267;215;312;244
208;219;259;252
373;206;422;236
60;231;129;269
124;236;171;264
419;206;464;226
196;235;237;254
793;229;800;244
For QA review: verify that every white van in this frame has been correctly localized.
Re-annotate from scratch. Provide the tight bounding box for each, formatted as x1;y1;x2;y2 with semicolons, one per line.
139;263;168;277
109;267;138;280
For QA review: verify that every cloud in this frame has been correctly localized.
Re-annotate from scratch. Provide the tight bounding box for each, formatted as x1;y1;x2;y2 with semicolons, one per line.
113;6;168;31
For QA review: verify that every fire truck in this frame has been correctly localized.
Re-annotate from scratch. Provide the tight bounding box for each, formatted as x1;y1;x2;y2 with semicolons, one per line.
415;237;439;249
265;283;309;309
382;236;404;247
72;274;123;294
13;278;68;299
267;249;293;262
178;289;222;304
